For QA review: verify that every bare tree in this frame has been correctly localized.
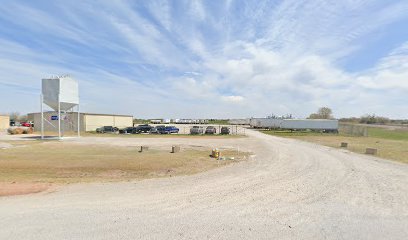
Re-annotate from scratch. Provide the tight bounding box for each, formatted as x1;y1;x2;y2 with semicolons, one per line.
8;112;28;122
9;112;20;121
308;107;333;119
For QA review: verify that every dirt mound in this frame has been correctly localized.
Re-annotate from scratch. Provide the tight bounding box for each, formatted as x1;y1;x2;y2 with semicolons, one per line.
7;127;33;135
0;182;52;197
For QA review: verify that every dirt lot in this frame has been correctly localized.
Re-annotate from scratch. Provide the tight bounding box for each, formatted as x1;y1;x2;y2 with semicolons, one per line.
0;130;407;239
0;137;247;196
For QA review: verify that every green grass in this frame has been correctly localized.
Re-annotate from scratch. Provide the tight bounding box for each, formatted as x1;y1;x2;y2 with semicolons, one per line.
260;127;408;163
261;127;408;141
260;130;337;137
367;127;408;141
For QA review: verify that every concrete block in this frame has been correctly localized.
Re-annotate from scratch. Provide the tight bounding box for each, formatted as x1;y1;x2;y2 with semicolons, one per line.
140;146;149;152
172;146;180;153
340;142;348;148
365;148;377;155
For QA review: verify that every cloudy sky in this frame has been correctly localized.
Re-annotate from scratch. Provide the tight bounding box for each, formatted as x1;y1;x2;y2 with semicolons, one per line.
0;0;407;119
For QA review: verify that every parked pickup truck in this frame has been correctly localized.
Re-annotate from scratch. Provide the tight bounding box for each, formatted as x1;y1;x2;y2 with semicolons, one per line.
119;127;137;134
190;126;204;134
135;124;154;133
220;127;230;135
165;126;179;134
149;125;164;134
156;126;179;134
96;126;119;133
205;126;216;134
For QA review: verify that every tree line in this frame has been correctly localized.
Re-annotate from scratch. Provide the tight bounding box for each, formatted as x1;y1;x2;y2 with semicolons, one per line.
307;107;403;125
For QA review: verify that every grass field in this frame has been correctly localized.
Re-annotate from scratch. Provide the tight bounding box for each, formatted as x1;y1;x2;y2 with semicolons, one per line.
0;141;247;196
366;127;408;141
261;127;408;163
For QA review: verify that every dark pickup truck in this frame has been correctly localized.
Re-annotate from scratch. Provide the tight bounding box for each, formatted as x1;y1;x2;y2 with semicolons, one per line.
96;126;119;133
135;124;154;133
220;127;230;134
119;127;137;134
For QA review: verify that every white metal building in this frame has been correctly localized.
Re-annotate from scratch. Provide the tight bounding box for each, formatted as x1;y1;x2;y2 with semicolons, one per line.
0;115;10;130
28;112;133;132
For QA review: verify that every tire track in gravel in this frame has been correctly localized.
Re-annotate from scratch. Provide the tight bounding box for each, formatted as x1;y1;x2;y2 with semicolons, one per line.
0;129;407;240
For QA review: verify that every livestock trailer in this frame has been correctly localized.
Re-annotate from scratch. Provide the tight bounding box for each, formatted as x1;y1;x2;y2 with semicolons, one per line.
250;118;283;128
280;119;338;132
249;118;263;128
228;119;250;125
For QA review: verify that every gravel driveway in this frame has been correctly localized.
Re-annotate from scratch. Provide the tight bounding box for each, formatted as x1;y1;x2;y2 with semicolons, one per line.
1;130;407;239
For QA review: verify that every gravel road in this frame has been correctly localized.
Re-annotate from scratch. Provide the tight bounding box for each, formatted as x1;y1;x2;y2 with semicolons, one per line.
1;130;407;239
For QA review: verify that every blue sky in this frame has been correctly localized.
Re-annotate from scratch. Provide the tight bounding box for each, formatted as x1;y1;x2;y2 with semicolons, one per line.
0;0;407;119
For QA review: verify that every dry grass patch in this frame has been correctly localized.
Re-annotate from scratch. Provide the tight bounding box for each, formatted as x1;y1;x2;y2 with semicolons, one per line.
291;136;408;163
261;130;408;163
0;141;247;196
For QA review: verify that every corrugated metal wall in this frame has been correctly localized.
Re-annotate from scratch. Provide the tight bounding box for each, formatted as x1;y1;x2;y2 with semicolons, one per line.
30;112;84;133
30;112;133;132
84;115;132;131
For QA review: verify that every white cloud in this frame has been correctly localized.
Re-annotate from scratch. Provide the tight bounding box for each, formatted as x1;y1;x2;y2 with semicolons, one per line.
355;41;408;90
189;0;206;21
221;95;244;103
0;0;407;119
146;0;172;30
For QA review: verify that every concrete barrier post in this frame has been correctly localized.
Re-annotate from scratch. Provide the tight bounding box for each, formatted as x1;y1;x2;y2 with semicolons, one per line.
365;148;377;155
172;146;180;153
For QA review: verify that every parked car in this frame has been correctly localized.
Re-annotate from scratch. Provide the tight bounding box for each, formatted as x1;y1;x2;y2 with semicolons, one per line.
96;126;118;133
205;126;216;134
156;126;179;134
165;126;179;134
135;124;154;133
155;126;166;134
150;125;165;134
220;127;230;134
149;127;159;134
20;122;32;127
190;126;204;134
119;127;137;134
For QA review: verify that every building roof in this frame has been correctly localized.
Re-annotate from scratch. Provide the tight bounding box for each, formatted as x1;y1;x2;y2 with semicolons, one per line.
28;112;133;117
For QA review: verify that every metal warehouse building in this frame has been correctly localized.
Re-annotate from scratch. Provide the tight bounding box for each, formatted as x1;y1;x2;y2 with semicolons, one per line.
0;115;10;130
28;112;133;132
